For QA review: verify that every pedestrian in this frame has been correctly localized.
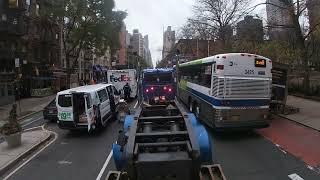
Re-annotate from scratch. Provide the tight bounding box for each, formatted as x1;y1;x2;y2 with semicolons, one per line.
123;83;131;101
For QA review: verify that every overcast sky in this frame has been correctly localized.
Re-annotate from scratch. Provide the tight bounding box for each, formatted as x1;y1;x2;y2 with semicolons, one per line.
115;0;266;67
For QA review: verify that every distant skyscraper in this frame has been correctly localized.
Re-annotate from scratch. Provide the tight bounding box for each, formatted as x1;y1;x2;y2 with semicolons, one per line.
131;29;144;57
266;0;294;40
162;26;175;59
236;16;264;42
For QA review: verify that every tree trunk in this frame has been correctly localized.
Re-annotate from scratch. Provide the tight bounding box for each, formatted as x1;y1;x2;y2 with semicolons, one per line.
66;55;71;89
290;10;310;95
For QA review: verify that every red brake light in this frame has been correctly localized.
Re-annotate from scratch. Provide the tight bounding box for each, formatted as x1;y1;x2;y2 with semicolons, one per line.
217;65;224;70
168;88;172;92
145;89;149;93
163;86;167;90
151;87;154;90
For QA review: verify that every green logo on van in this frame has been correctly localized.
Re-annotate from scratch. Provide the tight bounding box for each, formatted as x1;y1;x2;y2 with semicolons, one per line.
59;112;72;121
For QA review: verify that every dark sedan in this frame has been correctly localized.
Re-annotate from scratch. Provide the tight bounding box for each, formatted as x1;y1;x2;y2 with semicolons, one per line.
43;99;58;122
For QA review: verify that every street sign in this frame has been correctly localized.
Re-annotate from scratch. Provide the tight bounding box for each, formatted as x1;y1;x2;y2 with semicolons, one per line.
15;58;20;67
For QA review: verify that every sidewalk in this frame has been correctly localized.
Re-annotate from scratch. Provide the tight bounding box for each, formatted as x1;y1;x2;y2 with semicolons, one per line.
281;95;320;131
0;95;56;127
0;128;52;176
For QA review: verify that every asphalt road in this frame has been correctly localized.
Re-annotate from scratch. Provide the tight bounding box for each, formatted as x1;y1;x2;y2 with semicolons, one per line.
2;99;320;180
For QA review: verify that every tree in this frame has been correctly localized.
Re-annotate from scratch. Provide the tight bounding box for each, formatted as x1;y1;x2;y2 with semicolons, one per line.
258;0;320;94
50;0;126;87
183;0;252;49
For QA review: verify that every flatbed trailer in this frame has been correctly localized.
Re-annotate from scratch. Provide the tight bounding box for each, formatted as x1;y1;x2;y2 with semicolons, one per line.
109;100;226;180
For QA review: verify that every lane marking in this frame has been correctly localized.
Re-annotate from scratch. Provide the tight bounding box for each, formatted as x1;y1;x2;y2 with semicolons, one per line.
3;126;58;180
133;100;139;108
21;117;43;128
58;160;72;165
288;173;304;180
96;150;113;180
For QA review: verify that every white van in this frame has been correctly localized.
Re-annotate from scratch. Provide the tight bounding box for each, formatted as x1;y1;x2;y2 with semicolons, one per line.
56;84;119;132
107;69;138;98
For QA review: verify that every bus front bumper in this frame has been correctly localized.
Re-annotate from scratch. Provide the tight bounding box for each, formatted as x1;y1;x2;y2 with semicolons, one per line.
214;120;270;131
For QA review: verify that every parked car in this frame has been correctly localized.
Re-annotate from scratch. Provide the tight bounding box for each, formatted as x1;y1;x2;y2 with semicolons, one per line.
43;99;58;122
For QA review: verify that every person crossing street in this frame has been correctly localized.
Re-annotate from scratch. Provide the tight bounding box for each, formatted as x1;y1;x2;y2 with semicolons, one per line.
123;83;132;101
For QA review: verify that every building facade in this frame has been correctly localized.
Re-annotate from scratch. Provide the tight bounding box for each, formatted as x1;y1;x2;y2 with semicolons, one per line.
143;35;152;67
157;39;223;68
131;29;143;57
266;0;294;40
162;26;175;59
0;0;62;105
117;24;127;66
236;16;264;42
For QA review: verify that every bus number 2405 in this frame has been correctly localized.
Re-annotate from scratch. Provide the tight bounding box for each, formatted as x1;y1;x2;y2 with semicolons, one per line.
245;70;254;75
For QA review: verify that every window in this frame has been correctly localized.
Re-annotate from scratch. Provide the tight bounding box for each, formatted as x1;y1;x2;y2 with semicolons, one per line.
180;64;213;88
7;85;13;96
1;14;7;21
36;4;40;16
48;99;56;107
97;89;109;102
9;0;18;8
58;95;72;107
0;86;5;96
85;96;92;108
143;73;173;83
12;18;18;25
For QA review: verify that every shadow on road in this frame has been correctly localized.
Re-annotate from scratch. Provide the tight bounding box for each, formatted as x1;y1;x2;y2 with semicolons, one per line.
209;129;262;142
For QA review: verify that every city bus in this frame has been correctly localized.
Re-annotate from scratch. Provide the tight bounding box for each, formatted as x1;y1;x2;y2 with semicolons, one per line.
142;68;176;104
178;53;272;130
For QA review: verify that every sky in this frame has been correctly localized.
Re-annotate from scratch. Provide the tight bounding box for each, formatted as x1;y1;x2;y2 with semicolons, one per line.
115;0;266;67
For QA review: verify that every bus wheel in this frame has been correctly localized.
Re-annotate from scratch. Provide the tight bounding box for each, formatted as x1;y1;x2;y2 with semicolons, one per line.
194;103;200;119
189;100;193;112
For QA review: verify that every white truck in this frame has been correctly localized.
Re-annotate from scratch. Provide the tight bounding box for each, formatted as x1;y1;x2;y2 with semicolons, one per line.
107;69;138;99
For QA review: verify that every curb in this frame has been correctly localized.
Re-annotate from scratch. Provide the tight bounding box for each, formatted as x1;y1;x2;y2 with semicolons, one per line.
0;130;54;176
18;110;43;122
276;114;320;132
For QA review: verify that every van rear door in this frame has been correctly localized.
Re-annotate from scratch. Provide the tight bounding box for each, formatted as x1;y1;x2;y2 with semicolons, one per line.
84;94;94;131
57;94;73;122
97;88;111;123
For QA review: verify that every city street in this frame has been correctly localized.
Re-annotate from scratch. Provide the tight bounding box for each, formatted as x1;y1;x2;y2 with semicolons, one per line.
1;99;319;180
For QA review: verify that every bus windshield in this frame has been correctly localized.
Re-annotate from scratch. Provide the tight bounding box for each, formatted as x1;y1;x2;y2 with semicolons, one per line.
143;73;173;83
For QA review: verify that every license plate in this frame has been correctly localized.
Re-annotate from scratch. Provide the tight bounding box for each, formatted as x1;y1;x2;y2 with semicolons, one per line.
231;115;240;121
154;97;159;101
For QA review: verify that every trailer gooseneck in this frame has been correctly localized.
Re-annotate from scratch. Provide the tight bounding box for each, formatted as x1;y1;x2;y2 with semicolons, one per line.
109;100;226;180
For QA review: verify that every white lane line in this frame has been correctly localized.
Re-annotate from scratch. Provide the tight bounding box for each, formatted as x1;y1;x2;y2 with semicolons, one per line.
133;100;139;109
3;127;57;180
21;117;43;128
96;150;113;180
288;173;304;180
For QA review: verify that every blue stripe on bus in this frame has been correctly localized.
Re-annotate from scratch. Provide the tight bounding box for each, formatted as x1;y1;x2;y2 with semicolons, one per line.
187;87;269;107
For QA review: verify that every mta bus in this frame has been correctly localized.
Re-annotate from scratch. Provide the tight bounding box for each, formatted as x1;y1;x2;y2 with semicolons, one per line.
142;68;176;104
178;53;272;130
